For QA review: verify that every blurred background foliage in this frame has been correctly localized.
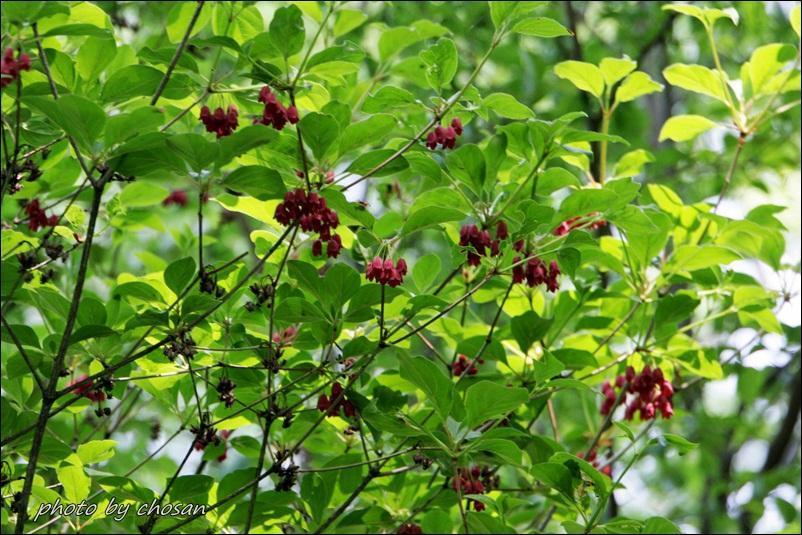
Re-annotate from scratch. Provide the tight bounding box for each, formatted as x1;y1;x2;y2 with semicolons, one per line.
2;1;799;533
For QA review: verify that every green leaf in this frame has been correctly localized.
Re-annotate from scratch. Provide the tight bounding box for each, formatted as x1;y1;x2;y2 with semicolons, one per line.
447;144;486;195
483;93;534;119
662;433;699;455
221;166;287;200
322;263;362;310
41;24;111;37
362;85;418;113
104;107;165;147
269;5;305;58
663;63;730;104
69;324;117;345
299;112;340;161
659;115;717;142
76;37;116;81
333;9;367;37
102;65;191;102
413;254;441;291
490;2;517;29
668;245;741;272
166;133;219;172
346;149;409;177
465;381;528;427
168;475;214;501
792;6;801;38
538;167;581;195
399;354;454;420
164;257;196;296
24;95;106;155
275;297;327;323
616;71;663;102
531;462;574;497
217;125;279;165
746;44;796;95
471;438;523;465
402;207;465;235
57;464;90;503
511;16;571;38
534;351;566;383
599;57;636;86
511;311;553;354
339;114;396;154
166;1;210;43
643;517;682;534
419;38;458;89
662;4;738;28
77;440;117;465
554;61;604;99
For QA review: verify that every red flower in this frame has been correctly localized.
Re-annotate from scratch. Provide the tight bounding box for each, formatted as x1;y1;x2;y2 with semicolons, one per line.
275;188;341;258
1;47;31;89
452;354;484;376
365;256;407;287
70;375;106;402
426;120;464;150
451;117;463;136
554;213;607;236
200;105;239;138
163;190;189;207
272;326;298;347
24;199;58;232
254;86;297;130
600;365;675;421
317;382;356;419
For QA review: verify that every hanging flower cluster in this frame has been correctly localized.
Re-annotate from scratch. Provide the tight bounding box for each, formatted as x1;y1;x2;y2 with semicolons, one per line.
600;365;675;420
24;199;58;231
365;257;408;287
316;382;356;418
162;190;188;207
275;189;342;258
451;465;499;512
254;86;299;130
426;118;463;150
512;257;560;292
459;221;508;266
451;354;484;376
1;47;30;88
199;105;239;138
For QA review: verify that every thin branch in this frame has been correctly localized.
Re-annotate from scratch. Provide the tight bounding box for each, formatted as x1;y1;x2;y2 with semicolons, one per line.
151;1;205;106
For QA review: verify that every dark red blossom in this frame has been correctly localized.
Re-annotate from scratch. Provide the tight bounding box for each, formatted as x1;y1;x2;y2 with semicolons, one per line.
24;199;58;231
216;430;233;462
272;325;298;346
365;256;407;287
512;254;560;293
1;47;31;89
199;105;239;138
396;523;423;535
163;190;189;207
554;213;607;236
254;86;298;130
426;118;464;150
316;382;357;419
452;354;484;376
70;375;106;402
600;365;674;421
459;224;500;266
274;188;341;258
452;465;498;512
